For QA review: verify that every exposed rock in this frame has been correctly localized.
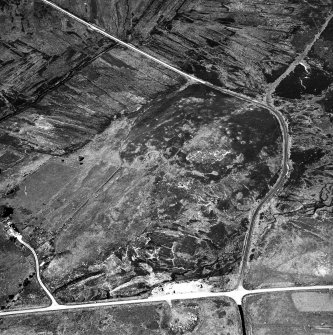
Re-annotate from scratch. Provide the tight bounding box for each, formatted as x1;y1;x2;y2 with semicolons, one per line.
3;84;281;302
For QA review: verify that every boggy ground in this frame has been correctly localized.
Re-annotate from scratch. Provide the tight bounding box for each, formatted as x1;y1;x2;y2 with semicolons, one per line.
2;84;281;303
51;0;332;96
244;18;333;289
0;0;114;118
1;1;333;333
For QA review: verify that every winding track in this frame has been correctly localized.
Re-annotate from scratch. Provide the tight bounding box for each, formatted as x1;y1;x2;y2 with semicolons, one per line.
3;226;333;312
236;100;290;287
0;0;332;325
35;3;291;288
16;236;58;307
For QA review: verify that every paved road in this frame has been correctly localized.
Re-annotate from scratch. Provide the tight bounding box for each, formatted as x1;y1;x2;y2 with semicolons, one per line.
2;232;333;316
0;0;331;321
236;99;290;286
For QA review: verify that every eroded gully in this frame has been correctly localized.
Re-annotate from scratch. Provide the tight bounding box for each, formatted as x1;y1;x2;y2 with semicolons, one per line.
1;1;332;326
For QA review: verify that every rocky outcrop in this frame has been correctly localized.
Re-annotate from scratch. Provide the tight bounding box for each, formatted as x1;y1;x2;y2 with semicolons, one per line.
4;85;282;302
